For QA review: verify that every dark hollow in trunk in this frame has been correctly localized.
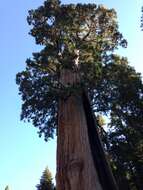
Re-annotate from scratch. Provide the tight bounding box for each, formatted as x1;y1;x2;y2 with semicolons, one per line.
82;91;118;190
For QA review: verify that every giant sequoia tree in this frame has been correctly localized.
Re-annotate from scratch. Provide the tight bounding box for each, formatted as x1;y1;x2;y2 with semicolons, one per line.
16;1;143;190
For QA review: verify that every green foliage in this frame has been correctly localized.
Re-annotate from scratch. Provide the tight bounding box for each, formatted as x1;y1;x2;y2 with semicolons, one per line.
98;58;143;189
16;0;127;140
103;122;143;189
36;167;55;190
141;6;143;30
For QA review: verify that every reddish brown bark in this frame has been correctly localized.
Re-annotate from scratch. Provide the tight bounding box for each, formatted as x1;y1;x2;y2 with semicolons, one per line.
56;70;103;190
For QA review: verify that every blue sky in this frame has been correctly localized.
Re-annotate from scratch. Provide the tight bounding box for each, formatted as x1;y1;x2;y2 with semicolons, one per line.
0;1;143;190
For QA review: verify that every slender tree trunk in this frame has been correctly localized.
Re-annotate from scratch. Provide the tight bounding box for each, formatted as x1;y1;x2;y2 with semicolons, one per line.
56;69;103;190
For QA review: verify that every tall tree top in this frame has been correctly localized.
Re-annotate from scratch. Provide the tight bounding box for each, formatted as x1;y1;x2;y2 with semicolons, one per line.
16;0;142;141
27;0;126;56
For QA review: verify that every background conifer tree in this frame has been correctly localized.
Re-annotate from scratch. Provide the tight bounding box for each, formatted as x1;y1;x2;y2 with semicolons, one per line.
36;167;55;190
5;186;10;190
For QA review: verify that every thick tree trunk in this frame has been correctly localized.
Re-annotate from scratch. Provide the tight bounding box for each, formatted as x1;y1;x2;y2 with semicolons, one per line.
56;69;118;190
56;69;103;190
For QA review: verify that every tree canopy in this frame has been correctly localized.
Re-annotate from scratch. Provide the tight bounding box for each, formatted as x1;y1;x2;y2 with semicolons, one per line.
16;0;129;140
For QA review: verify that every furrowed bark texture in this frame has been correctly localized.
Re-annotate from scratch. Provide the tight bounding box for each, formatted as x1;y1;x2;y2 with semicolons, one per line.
56;69;103;190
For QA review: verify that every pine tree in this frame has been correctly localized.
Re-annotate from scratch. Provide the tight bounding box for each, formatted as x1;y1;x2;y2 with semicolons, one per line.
5;186;10;190
36;167;54;190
